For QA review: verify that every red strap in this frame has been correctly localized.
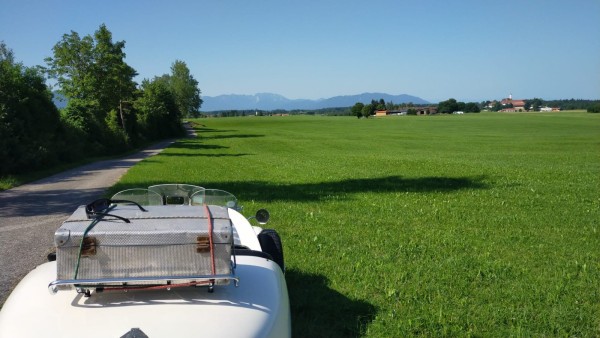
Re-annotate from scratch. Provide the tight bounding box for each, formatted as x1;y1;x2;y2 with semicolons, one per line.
204;205;216;276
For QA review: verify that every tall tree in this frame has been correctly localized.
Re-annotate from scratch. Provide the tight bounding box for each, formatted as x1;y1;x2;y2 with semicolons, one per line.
168;60;202;117
91;25;138;117
135;78;184;140
45;24;137;133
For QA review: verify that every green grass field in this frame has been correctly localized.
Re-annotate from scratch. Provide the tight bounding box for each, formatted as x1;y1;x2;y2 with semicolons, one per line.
109;112;599;337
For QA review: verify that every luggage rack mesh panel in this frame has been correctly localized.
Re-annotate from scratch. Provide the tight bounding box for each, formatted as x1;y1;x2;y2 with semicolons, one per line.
54;205;234;289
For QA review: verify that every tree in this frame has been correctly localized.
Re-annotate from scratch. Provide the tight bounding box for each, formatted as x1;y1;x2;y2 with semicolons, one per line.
44;31;95;101
529;98;543;111
135;78;184;140
385;101;395;111
587;103;600;113
492;101;503;111
0;42;64;174
45;24;137;146
91;25;138;117
0;41;14;63
170;60;202;117
60;98;110;153
464;102;480;113
361;104;375;118
437;98;459;114
351;102;364;119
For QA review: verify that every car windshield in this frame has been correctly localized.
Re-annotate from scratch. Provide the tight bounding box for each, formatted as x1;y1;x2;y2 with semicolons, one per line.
111;184;238;209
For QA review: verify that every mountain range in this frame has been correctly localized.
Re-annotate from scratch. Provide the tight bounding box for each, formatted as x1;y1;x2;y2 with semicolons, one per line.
52;92;430;112
201;92;429;111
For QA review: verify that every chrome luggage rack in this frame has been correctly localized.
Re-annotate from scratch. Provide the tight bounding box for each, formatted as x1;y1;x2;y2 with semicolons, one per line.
50;184;242;296
48;274;240;295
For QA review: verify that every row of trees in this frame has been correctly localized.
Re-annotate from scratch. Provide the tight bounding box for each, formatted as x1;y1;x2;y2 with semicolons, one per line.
483;99;544;112
350;99;396;118
588;104;600;113
351;97;600;119
350;98;480;118
1;25;202;176
541;99;599;111
437;98;481;114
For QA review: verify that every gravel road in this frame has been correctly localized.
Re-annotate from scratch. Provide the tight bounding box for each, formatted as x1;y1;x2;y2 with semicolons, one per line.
0;138;177;308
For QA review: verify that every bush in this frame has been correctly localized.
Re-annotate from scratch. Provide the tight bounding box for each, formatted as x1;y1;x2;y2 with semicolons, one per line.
587;103;600;113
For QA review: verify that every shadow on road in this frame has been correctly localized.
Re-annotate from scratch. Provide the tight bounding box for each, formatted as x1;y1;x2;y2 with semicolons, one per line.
0;187;107;218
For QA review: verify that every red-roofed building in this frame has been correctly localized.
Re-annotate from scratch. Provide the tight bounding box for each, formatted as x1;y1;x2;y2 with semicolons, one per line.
500;94;526;112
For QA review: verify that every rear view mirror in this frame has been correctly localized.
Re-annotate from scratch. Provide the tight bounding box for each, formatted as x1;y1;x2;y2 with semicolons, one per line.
255;209;270;225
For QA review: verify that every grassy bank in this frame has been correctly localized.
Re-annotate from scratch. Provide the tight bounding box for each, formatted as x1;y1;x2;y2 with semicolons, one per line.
109;112;599;337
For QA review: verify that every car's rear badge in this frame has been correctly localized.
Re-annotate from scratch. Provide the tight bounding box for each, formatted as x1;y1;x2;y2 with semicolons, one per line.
120;328;149;338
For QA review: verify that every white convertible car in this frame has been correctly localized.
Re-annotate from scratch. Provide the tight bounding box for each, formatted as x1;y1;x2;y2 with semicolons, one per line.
0;184;290;338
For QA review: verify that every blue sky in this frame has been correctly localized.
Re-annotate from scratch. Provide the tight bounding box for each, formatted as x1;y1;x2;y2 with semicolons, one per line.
1;0;599;102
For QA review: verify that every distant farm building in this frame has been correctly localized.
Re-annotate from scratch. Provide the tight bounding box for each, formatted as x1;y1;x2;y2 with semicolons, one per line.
500;94;526;112
540;107;561;112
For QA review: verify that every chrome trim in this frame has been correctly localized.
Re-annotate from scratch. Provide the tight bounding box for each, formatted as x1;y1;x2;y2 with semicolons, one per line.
48;274;239;294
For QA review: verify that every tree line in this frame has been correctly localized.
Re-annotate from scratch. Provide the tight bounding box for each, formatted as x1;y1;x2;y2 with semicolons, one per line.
437;99;481;114
1;24;202;176
350;98;480;118
482;98;600;112
351;97;600;118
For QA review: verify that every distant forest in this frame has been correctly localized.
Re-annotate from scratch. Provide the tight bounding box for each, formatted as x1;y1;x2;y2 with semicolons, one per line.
542;99;600;111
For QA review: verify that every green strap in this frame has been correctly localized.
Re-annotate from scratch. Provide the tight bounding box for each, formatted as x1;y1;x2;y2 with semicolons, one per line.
73;205;116;279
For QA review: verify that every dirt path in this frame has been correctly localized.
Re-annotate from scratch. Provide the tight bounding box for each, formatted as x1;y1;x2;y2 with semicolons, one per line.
0;138;180;308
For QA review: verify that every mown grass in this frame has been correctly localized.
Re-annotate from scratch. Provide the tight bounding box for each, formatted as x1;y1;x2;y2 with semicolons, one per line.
109;112;600;337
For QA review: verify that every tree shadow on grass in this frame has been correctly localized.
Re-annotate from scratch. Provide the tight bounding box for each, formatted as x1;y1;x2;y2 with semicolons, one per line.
286;269;376;338
109;175;489;202
158;153;253;158
198;133;265;140
194;127;238;133
223;176;489;202
167;142;228;150
160;140;253;157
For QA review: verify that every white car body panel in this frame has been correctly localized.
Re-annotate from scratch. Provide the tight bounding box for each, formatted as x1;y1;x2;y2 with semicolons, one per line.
229;208;262;251
0;256;289;338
